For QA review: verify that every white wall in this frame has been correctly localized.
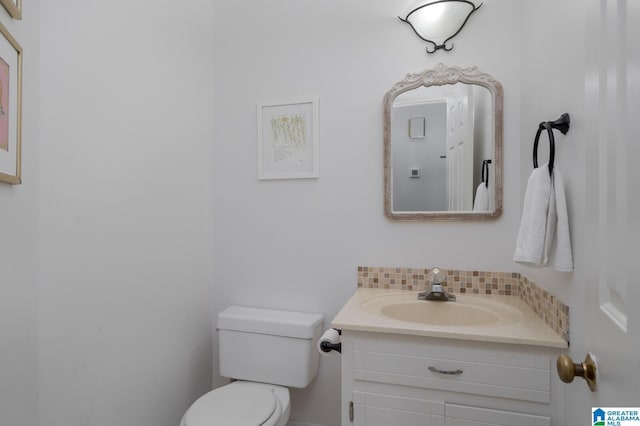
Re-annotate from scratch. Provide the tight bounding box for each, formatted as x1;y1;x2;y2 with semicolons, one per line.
519;1;587;425
392;102;447;211
212;1;522;424
518;0;586;299
38;2;215;426
0;1;40;425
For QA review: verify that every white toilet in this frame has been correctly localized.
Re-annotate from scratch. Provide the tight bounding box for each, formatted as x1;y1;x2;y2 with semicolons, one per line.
180;305;324;426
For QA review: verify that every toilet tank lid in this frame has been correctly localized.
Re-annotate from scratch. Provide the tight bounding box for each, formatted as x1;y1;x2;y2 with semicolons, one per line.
218;306;323;339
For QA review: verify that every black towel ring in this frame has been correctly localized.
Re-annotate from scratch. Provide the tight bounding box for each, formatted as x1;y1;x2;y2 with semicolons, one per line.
481;159;492;188
533;113;570;175
533;123;555;174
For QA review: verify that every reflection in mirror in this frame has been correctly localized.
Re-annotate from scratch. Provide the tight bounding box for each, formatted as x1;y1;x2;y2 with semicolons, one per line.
384;63;503;220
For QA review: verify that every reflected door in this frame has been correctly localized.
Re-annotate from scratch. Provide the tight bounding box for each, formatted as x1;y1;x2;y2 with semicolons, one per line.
446;85;474;211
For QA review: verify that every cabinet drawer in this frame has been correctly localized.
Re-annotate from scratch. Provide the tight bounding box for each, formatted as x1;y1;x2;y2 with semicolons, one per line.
353;391;445;426
353;336;551;403
445;403;550;426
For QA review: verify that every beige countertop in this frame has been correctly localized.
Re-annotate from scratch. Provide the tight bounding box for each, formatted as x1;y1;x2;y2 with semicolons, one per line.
331;288;568;349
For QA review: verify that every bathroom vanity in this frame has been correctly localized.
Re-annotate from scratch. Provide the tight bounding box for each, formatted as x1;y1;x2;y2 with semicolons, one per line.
332;289;568;426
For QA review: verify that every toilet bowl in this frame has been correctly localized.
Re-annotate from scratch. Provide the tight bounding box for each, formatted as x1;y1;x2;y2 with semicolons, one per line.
181;306;323;426
180;381;290;426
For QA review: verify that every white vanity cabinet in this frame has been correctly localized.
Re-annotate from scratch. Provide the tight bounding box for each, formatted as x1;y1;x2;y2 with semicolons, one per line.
341;331;563;426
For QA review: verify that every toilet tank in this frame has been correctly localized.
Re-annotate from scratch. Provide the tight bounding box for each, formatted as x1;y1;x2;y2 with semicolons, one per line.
217;306;323;388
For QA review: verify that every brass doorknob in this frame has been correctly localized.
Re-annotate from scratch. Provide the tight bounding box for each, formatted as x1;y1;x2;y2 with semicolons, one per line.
556;353;597;392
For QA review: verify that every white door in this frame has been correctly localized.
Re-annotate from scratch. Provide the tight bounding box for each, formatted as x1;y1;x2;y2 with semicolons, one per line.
567;0;640;422
446;85;474;211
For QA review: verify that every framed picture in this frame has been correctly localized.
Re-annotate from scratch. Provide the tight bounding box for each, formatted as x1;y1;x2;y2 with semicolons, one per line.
409;117;426;139
0;22;22;184
257;99;319;180
0;0;21;20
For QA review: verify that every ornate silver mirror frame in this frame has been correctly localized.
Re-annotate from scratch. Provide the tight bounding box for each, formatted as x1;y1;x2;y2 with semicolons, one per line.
384;63;503;220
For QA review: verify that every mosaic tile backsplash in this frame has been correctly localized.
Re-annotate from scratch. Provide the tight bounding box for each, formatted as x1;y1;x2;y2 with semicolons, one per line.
357;266;570;342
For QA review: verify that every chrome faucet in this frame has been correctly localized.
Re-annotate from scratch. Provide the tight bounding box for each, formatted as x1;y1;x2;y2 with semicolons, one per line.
418;267;456;301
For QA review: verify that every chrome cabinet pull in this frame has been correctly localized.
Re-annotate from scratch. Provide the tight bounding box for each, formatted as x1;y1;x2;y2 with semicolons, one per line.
428;366;463;375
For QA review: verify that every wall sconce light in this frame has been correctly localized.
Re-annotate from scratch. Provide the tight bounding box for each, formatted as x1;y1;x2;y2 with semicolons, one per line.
399;0;482;54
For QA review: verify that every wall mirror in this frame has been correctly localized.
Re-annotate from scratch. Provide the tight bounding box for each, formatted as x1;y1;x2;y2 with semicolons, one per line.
384;63;503;220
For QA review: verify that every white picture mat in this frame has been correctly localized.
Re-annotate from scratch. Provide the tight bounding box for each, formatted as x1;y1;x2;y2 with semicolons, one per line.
257;99;319;180
0;29;18;176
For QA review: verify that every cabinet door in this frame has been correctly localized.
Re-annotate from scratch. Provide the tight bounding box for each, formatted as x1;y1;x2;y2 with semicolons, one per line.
352;391;444;426
445;403;550;426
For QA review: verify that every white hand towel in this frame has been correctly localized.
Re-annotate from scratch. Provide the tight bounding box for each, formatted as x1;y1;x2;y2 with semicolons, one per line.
513;162;573;271
473;183;489;211
547;168;573;271
514;164;552;267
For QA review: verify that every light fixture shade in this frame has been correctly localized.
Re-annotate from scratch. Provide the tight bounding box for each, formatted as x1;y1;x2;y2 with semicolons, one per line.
399;0;482;53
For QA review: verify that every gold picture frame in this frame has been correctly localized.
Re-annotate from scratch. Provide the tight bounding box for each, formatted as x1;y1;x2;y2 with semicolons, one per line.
0;0;21;20
0;22;22;184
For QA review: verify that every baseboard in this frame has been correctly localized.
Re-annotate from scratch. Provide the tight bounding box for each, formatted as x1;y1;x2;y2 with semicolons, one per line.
287;421;327;426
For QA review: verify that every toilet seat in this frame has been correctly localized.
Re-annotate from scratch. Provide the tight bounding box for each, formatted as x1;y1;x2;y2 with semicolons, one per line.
181;381;287;426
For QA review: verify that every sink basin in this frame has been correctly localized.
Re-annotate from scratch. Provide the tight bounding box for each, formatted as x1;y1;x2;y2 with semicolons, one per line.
331;289;568;348
360;293;523;327
380;301;499;326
